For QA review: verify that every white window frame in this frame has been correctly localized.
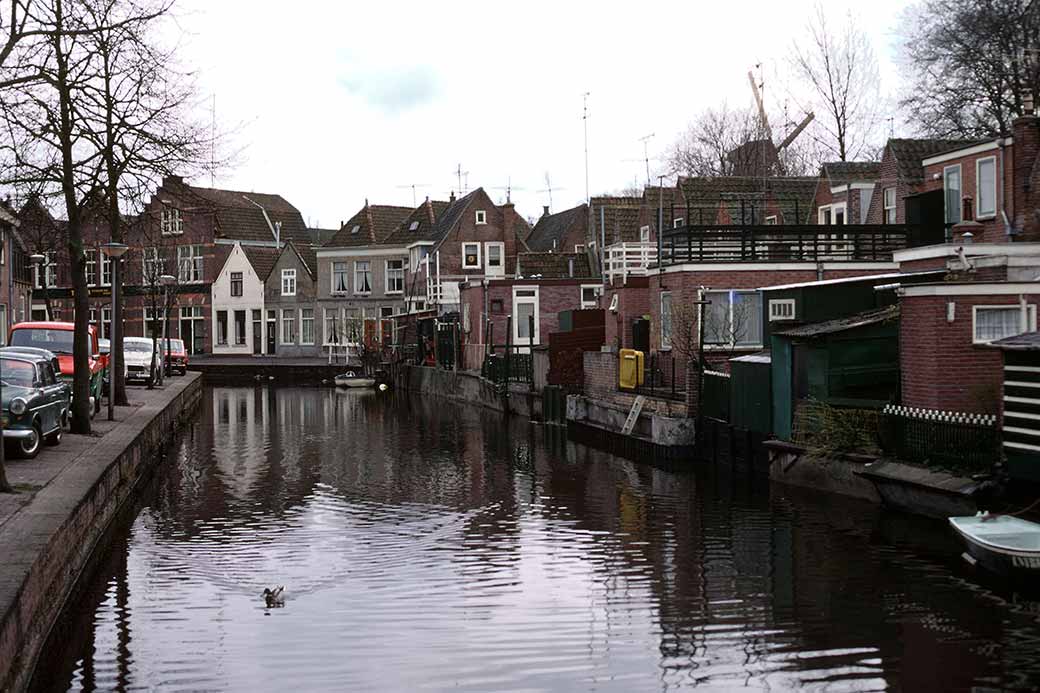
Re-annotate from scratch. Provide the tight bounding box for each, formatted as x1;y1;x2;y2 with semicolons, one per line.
142;247;164;280
100;253;112;286
281;268;297;296
161;206;183;236
475;210;487;225
765;215;778;225
944;163;962;225
300;307;315;345
574;244;585;253
331;261;349;295
660;291;672;350
177;245;204;284
216;309;228;346
673;217;685;228
323;307;341;346
85;249;97;287
230;270;243;297
769;298;796;321
639;225;650;243
484;241;504;277
385;258;405;294
703;289;763;348
281;308;296;344
976;156;997;219
580;284;602;309
972;304;1037;344
462;242;481;269
512;286;540;346
883;187;896;224
353;260;371;294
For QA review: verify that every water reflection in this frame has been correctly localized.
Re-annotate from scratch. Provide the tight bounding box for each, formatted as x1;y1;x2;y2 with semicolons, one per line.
34;386;1040;692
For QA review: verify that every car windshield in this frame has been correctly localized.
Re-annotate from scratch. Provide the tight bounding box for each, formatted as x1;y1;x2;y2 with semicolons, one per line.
124;342;153;353
164;339;184;351
99;339;110;354
0;358;35;388
10;328;74;354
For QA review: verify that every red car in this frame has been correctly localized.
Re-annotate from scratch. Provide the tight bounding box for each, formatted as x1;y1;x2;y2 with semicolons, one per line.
9;321;105;416
161;338;189;375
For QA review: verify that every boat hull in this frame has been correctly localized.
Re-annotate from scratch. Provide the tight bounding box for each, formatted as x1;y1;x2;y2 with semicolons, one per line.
949;515;1040;580
334;377;375;389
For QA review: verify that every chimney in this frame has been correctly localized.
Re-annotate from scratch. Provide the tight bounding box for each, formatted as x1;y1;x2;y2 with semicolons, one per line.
274;220;281;247
163;175;184;188
1012;111;1040;240
543;205;550;216
449;190;456;203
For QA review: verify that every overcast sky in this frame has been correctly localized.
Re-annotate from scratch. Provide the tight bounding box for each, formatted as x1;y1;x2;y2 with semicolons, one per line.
171;0;913;228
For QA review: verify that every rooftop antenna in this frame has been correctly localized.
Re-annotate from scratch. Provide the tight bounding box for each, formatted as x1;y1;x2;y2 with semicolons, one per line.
886;116;895;138
638;133;655;187
492;177;526;204
396;183;430;206
583;92;590;202
454;164;469;195
210;94;216;187
537;172;566;210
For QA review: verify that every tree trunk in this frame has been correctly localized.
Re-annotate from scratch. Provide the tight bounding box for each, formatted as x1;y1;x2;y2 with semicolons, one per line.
108;190;128;405
0;440;13;493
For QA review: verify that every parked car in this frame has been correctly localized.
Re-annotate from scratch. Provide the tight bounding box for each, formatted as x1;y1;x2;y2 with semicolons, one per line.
0;350;71;458
123;337;162;386
161;338;188;375
9;321;105;418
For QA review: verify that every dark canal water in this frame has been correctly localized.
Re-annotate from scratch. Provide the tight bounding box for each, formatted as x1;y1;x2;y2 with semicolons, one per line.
31;386;1040;692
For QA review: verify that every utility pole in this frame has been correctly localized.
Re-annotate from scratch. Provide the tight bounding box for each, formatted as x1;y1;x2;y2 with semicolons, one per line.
583;92;590;203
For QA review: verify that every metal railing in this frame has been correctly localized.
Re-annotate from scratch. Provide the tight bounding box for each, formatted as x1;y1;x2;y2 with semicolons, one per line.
604;242;657;282
879;405;1000;475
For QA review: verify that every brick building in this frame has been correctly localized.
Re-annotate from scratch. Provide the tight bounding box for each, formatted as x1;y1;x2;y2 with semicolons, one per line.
525;203;588;254
810;161;881;225
0;202;32;342
265;241;319;357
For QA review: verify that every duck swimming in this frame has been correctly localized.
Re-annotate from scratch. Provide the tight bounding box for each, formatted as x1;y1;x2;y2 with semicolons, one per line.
262;586;285;607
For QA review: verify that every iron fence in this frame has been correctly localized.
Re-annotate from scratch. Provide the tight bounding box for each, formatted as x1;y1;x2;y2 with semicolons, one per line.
482;351;533;387
879;405;1000;475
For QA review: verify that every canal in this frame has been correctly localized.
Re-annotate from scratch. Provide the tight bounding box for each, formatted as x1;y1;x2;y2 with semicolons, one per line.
32;386;1040;691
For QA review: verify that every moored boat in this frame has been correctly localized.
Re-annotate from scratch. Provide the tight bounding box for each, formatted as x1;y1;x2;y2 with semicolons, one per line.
948;512;1040;578
334;371;375;388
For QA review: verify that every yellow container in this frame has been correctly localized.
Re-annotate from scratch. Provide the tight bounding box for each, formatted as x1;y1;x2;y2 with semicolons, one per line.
618;349;645;389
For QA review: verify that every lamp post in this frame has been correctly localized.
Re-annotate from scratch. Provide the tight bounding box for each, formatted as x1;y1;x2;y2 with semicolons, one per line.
28;253;45;319
100;242;129;421
159;274;176;386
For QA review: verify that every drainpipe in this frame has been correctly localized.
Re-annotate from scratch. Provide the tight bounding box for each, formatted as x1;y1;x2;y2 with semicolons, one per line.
998;137;1011;236
1021;294;1029;334
435;250;441;310
600;206;606;284
482;278;489;351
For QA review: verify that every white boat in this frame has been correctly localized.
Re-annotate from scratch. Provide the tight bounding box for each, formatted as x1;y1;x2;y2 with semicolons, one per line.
334;371;375;388
948;512;1040;578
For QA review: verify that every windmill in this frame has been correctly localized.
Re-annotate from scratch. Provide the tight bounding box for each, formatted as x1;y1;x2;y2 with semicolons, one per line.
737;66;814;176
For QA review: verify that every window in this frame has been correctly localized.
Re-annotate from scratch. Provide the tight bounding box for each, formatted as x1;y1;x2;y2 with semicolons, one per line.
331;261;349;294
161;206;182;235
324;308;341;345
818;206;832;225
234;310;246;345
703;290;763;347
101;254;112;286
765;215;778;225
883;187;896;224
485;242;504;276
281;308;296;344
300;308;315;345
580;284;602;309
408;220;420;231
386;259;405;294
350;224;360;235
344;308;361;344
475;210;487;225
660;291;673;349
639;225;650;242
976;156;996;219
409;245;430;269
143;247;164;279
490;298;504;313
462;243;481;269
100;307;111;339
281;268;297;296
353;261;371;293
230;271;243;297
818;204;845;225
85;249;97;286
833;204;846;225
33;251;56;289
769;299;796;321
574;244;585;253
673;217;684;228
216;310;228;345
973;305;1037;343
0;229;4;265
944;164;962;225
177;245;204;283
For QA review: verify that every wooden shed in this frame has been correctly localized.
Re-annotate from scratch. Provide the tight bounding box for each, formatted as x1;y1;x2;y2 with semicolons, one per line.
991;331;1040;483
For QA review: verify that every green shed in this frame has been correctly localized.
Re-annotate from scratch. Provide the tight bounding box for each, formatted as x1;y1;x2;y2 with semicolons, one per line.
992;331;1040;483
730;353;772;434
771;306;900;441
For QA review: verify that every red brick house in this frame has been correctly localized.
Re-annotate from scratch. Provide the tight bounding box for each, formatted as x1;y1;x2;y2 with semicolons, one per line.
525;203;588;254
810;161;881;225
0;202;32;342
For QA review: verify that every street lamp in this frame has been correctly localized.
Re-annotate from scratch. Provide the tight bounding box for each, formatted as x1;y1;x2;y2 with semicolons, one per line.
100;242;129;421
28;253;45;319
159;274;176;386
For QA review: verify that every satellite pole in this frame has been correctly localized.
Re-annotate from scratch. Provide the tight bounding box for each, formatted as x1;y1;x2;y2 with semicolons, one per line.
583;92;590;202
396;183;430;206
210;94;216;187
639;133;655;187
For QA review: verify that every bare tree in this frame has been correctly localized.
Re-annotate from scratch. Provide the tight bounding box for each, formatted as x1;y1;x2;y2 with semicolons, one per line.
790;5;884;161
900;0;1040;138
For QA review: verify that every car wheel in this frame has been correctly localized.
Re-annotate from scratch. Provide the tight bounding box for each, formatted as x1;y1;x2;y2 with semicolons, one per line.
17;421;42;459
45;419;63;446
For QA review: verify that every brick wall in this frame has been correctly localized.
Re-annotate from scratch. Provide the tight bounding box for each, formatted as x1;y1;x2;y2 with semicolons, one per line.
922;147;1012;244
1012;115;1040;241
900;292;1040;413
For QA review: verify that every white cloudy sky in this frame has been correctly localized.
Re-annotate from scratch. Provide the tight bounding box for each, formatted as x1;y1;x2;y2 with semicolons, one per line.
169;0;914;228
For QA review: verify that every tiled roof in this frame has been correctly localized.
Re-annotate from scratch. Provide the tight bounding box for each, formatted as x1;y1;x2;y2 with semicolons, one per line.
590;196;643;244
677;176;818;224
324;203;414;248
517;252;593;279
433;189;480;239
888;139;983;182
241;245;281;281
526;204;587;252
822;161;881;183
381;199;451;246
183;185;312;246
284;240;317;278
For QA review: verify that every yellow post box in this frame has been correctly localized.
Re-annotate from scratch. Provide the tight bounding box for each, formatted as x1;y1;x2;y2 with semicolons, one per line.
618;349;645;389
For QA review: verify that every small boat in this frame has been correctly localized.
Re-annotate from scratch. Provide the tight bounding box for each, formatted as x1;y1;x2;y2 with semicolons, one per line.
949;512;1040;578
334;370;375;388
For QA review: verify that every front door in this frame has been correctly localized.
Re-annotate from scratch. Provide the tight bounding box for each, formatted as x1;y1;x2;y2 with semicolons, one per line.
512;286;539;351
252;309;262;355
266;310;276;354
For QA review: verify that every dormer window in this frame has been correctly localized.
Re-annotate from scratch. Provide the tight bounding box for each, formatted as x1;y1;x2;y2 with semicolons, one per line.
351;224;360;235
475;210;487;225
161;206;182;235
409;221;420;231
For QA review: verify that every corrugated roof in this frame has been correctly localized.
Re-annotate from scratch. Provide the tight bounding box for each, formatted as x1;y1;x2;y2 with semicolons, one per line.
526;203;587;252
774;305;899;338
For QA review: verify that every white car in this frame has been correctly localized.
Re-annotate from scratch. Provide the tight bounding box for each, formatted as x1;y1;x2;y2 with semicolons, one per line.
123;337;162;386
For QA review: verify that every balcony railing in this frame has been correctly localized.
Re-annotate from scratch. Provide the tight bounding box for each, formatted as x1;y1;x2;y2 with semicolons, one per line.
659;223;944;266
605;242;657;282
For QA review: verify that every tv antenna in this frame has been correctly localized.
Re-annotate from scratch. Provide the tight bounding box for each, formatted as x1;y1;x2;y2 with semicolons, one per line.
454;164;470;195
396;183;430;206
638;133;655;187
537;172;566;211
582;92;590;202
491;176;526;204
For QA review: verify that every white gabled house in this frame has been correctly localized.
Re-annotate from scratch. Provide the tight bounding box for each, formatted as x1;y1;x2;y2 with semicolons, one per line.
211;241;280;355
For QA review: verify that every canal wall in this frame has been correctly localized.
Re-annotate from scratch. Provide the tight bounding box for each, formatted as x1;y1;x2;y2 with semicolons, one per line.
0;374;202;693
399;365;542;418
